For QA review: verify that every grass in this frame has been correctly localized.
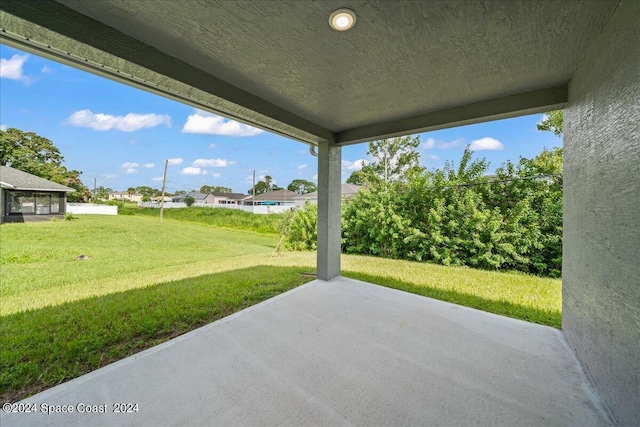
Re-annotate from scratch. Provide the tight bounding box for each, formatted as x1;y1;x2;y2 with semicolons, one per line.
341;257;561;328
0;214;561;402
0;266;314;402
120;205;282;234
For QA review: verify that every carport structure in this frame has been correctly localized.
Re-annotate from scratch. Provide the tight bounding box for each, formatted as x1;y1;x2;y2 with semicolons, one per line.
1;1;637;425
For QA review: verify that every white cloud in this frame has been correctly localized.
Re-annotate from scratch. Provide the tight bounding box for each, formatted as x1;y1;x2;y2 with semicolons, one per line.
143;163;155;168
182;167;208;175
167;158;183;165
0;54;29;80
152;177;164;182
41;65;54;74
208;143;217;149
103;174;118;179
182;110;264;136
297;164;308;170
425;154;440;161
312;174;318;182
342;159;369;171
121;162;139;173
67;109;171;132
193;158;235;167
469;137;504;151
421;137;463;150
211;172;221;178
537;113;549;126
0;124;7;131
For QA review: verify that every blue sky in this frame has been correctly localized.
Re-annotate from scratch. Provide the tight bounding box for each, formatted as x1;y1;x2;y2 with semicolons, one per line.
1;45;561;195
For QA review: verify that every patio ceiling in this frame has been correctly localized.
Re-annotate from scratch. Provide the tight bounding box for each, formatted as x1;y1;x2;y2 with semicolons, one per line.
0;0;619;145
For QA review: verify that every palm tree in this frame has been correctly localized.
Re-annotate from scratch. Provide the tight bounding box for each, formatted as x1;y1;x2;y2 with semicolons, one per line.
264;175;272;192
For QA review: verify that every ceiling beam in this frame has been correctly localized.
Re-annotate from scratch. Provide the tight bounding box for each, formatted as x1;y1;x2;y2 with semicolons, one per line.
0;0;333;145
335;85;568;146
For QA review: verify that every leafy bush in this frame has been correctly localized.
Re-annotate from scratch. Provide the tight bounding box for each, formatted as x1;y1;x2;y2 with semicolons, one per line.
340;147;563;277
280;203;318;250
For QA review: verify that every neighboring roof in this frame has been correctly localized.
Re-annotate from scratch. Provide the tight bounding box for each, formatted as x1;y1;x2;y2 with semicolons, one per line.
0;166;75;192
294;184;364;200
173;191;207;200
210;192;246;199
244;189;298;202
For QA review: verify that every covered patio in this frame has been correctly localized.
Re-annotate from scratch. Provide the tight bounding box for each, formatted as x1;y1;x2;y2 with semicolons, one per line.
1;1;637;425
0;277;609;426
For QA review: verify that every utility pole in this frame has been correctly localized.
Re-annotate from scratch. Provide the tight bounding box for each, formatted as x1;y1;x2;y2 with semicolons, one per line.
160;159;168;223
94;178;97;202
252;169;256;214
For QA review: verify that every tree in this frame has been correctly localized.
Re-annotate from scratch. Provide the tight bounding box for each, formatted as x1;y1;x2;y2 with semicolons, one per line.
346;169;369;185
173;190;186;195
287;179;317;194
136;186;160;197
264;175;273;192
127;187;136;196
0;127;90;202
184;195;195;206
537;110;563;136
248;181;269;195
95;186;113;199
200;185;233;194
356;136;423;187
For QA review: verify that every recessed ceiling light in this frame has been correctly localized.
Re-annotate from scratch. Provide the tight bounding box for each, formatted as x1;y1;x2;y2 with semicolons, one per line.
329;8;357;31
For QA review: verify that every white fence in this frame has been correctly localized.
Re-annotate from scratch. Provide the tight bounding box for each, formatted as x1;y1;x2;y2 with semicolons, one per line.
67;203;118;215
137;201;294;214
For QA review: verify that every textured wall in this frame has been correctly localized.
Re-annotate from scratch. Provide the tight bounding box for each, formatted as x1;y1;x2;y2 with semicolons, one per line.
563;1;640;425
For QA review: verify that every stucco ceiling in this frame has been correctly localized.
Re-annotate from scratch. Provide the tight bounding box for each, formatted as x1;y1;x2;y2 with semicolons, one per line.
0;0;620;145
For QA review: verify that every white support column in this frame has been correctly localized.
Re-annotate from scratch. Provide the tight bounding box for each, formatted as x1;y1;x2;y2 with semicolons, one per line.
316;141;341;280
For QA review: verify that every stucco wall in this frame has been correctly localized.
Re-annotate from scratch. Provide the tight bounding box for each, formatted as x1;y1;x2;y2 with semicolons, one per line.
563;1;640;425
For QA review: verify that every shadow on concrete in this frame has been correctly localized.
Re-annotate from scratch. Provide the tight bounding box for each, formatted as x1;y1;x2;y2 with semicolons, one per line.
344;270;561;328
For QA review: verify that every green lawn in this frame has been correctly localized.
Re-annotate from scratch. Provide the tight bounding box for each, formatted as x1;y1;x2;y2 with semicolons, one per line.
0;214;561;402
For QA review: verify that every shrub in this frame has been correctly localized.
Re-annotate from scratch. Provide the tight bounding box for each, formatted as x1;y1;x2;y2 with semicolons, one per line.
280;204;318;250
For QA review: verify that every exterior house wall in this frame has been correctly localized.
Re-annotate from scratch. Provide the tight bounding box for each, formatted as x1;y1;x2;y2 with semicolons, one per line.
563;1;640;425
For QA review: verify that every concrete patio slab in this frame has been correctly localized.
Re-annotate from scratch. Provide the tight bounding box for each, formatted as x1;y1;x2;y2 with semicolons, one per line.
2;277;611;426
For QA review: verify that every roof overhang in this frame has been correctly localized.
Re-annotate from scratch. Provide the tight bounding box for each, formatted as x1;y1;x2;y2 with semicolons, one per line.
0;1;620;146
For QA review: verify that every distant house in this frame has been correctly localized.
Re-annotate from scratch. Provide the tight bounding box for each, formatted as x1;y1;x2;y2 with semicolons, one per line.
0;166;75;223
171;191;207;204
109;191;143;202
204;192;247;206
242;189;298;207
294;183;363;208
